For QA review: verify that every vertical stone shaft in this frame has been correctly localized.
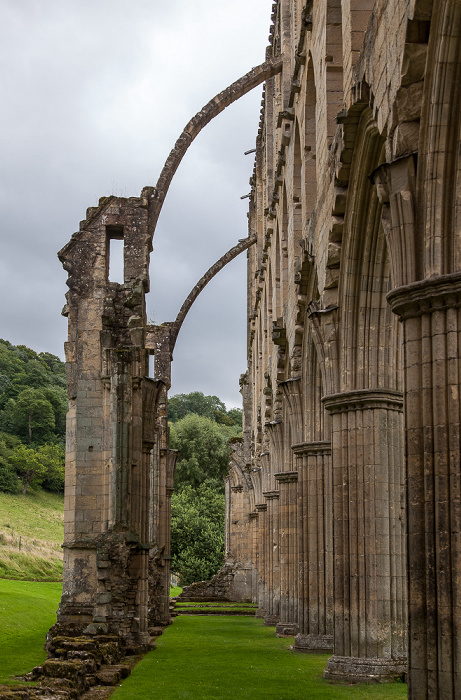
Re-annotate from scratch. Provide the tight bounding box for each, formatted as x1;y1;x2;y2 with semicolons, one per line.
255;503;268;618
292;442;333;652
323;390;407;682
263;491;280;625
275;472;299;636
250;512;260;602
388;275;461;699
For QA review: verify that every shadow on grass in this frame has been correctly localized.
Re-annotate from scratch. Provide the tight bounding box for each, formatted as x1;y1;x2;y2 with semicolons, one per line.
112;616;407;700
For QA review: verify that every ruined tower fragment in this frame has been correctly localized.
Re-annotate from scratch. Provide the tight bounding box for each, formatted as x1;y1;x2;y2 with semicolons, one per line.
55;190;175;649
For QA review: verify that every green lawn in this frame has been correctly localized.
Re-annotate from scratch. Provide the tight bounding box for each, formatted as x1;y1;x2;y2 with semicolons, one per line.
113;616;407;700
0;578;62;683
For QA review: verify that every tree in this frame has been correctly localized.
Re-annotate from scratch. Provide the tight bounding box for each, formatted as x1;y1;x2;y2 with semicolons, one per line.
170;483;225;586
168;392;227;423
169;413;231;491
38;443;65;493
1;388;56;444
10;444;48;494
0;432;21;494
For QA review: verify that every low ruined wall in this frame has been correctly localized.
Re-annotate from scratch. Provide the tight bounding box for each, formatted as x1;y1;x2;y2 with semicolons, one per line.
176;562;255;603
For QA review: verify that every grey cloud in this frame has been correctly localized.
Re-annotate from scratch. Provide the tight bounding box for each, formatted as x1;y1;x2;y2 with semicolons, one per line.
0;0;270;407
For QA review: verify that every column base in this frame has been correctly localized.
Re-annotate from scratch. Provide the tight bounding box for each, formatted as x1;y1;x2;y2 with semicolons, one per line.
254;607;267;619
323;655;407;684
275;622;299;637
292;633;333;653
263;614;279;626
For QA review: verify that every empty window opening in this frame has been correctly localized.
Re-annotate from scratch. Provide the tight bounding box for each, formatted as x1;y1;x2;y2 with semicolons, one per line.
107;225;124;284
148;353;155;378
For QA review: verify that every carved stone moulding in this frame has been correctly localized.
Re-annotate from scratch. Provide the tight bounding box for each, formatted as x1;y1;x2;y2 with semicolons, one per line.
274;471;298;483
387;271;461;319
255;503;268;512
322;388;404;414
292;440;331;456
262;490;280;500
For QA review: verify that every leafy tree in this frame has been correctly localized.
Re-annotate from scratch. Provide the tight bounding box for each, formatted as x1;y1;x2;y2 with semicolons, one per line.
227;408;243;428
0;340;67;445
10;445;48;494
0;432;21;493
168;392;227;423
38;443;65;493
170;413;231;492
170;483;225;585
1;388;56;444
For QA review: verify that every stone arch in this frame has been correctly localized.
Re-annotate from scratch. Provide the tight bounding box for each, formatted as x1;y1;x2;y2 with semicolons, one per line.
303;57;317;224
147;56;283;238
326;0;343;143
302;330;329;443
280;187;290;302
290;121;303;263
291;0;303;44
339;109;401;393
416;0;461;277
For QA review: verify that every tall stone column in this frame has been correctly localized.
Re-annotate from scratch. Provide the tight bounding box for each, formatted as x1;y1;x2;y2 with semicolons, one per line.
292;441;333;652
322;390;407;682
275;471;299;637
263;490;280;625
249;511;260;603
388;275;461;699
254;502;268;618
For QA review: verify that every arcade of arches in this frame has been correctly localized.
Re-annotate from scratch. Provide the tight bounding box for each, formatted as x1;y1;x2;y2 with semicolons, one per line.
50;1;460;699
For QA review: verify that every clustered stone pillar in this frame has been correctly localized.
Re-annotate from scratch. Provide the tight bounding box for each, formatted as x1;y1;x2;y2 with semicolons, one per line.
292;441;333;653
322;389;407;682
388;274;461;699
263;490;280;625
255;502;268;619
275;471;298;637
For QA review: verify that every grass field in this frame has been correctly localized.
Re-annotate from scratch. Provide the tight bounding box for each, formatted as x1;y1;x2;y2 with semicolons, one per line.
0;581;407;698
0;578;62;683
0;490;64;580
113;616;407;700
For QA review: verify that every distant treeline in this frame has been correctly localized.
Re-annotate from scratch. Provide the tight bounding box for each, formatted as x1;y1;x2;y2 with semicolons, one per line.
0;339;66;494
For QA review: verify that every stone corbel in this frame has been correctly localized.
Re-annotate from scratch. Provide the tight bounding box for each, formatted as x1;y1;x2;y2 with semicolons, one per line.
279;378;304;444
372;154;418;288
306;303;339;396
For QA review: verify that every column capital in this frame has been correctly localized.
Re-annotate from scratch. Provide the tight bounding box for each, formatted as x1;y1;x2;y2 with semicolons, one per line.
322;389;403;414
292;440;331;456
387;271;461;320
231;485;244;493
263;490;280;500
274;471;298;483
255;503;267;512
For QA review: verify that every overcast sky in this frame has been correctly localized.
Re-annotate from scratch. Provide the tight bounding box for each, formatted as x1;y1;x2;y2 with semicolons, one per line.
0;0;272;408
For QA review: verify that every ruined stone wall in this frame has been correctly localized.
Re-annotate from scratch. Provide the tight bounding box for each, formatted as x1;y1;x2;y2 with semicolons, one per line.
56;191;176;650
226;0;461;695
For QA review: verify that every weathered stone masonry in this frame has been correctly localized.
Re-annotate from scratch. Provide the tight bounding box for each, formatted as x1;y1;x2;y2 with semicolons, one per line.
223;0;461;697
32;1;461;698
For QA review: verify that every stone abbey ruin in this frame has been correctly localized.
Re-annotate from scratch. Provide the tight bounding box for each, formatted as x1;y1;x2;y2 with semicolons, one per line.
18;0;461;698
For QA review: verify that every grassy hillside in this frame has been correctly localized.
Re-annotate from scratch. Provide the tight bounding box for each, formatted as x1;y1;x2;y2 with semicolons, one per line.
0;489;64;580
